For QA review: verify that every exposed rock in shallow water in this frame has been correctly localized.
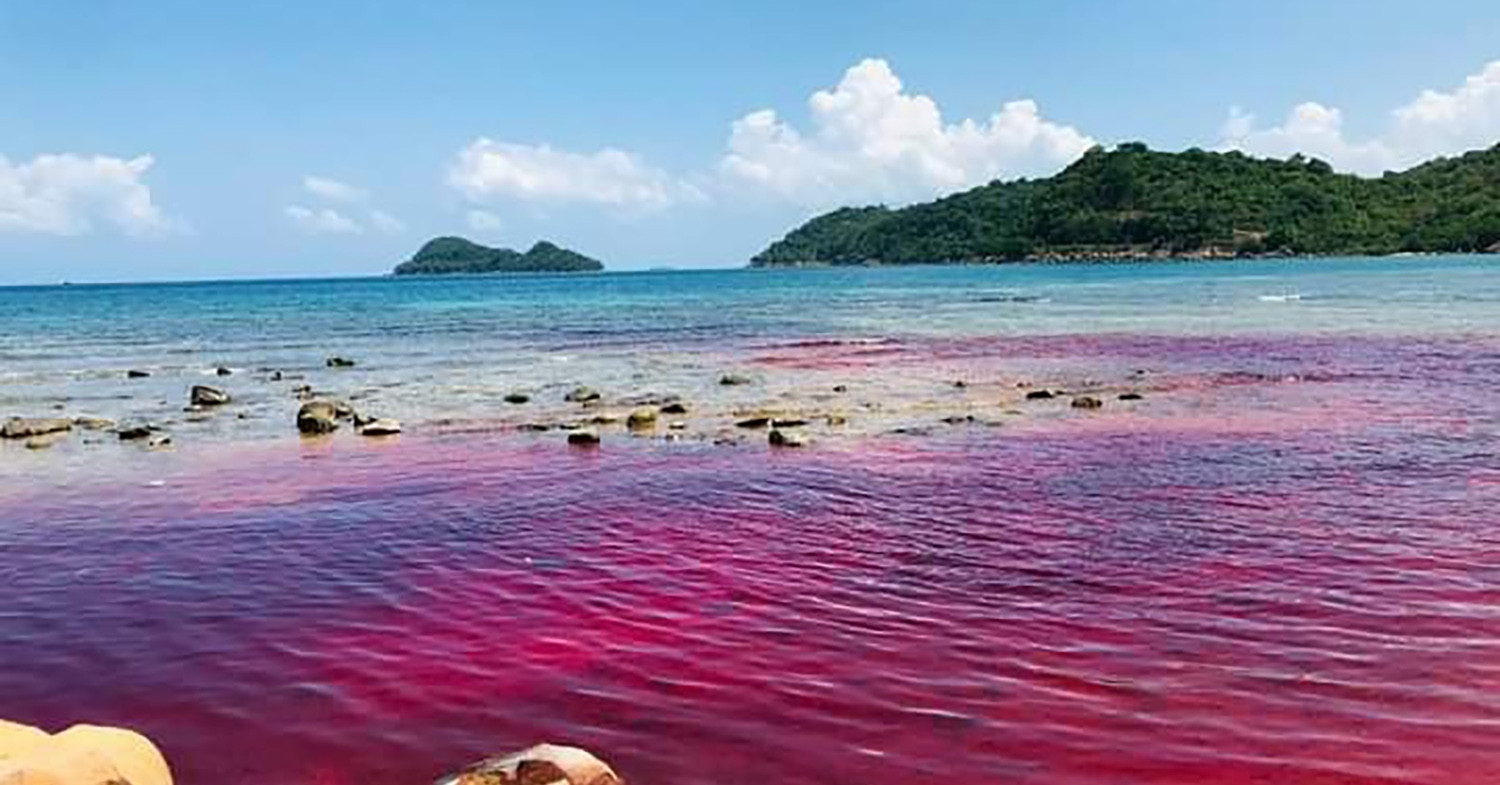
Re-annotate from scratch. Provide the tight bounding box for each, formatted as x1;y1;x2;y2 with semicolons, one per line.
736;416;771;429
504;393;530;405
565;386;601;403
359;418;401;436
567;429;601;446
2;418;73;439
0;720;174;785
72;416;116;431
117;425;155;441
659;402;688;415
126;369;151;379
190;385;230;407
769;429;806;448
215;367;232;376
325;356;356;368
435;743;622;785
626;408;658;431
771;418;808;428
297;401;340;434
1025;390;1055;400
1118;392;1144;401
1072;395;1103;409
719;373;752;386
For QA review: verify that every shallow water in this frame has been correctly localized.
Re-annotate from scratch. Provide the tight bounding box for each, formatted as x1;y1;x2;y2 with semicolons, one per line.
2;259;1499;784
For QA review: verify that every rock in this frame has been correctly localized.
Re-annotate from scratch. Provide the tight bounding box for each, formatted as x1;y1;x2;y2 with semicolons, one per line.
941;415;976;425
771;418;808;428
826;414;848;426
769;429;806;448
504;393;530;405
146;435;173;450
0;721;173;785
23;436;59;450
72;417;115;431
719;373;752;386
1;418;73;440
326;356;356;368
626;408;658;431
297;401;340;434
360;419;401;436
832;385;848;393
214;367;232;376
668;421;687;430
126;369;151;379
269;370;283;381
1118;392;1144;401
587;414;621;426
117;425;155;441
435;743;622;785
1025;390;1055;400
1071;395;1103;410
565;386;601;403
291;384;314;399
518;423;553;433
567;429;601;447
353;412;375;428
190;385;230;407
659;402;688;415
735;416;771;429
952;380;968;389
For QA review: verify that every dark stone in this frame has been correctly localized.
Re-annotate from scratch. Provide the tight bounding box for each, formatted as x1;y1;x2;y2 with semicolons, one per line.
190;385;231;407
941;415;976;425
504;393;530;405
769;429;806;448
2;417;74;439
215;367;233;376
1025;390;1055;400
659;402;688;415
297;401;340;434
1071;395;1104;410
719;373;752;386
736;416;771;429
771;418;808;428
565;386;601;403
626;409;658;430
567;429;601;446
117;425;155;441
126;369;151;379
832;385;848;393
1118;392;1144;401
952;380;968;389
326;357;356;368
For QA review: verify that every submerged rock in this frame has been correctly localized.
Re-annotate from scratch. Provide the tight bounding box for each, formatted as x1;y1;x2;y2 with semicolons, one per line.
1071;395;1104;410
435;743;622;785
1;417;73;440
565;386;601;403
0;720;174;785
146;435;173;450
769;429;806;448
190;385;231;407
360;419;401;436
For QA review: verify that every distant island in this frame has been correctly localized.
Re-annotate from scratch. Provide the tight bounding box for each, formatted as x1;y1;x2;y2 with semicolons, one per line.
394;237;603;275
753;142;1500;266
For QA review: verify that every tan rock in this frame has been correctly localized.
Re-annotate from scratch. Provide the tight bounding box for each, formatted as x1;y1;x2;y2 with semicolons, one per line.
0;721;172;785
437;744;622;785
359;418;402;437
51;725;171;785
0;721;47;762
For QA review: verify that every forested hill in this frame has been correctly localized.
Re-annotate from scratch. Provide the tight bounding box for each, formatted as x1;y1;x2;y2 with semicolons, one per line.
394;237;603;275
751;142;1500;266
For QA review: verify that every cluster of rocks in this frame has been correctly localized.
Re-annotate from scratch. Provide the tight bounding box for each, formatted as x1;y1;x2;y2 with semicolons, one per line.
0;720;172;785
435;743;623;785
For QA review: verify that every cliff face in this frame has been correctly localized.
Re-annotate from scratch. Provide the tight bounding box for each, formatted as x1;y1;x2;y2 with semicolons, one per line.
753;142;1500;265
394;237;603;275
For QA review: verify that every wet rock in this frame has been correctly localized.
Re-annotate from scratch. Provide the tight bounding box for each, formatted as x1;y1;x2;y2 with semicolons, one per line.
518;423;553;433
1118;392;1144;401
297;401;340;434
72;416;116;431
291;384;314;400
504;393;530;405
567;429;601;447
1071;395;1103;410
735;416;771;429
769;429;806;448
2;417;73;439
771;418;808;428
360;419;401;436
659;402;688;415
326;356;356;368
146;435;173;450
190;385;231;407
24;435;62;450
952;380;968;389
117;425;155;441
269;370;283;382
941;415;977;425
436;743;622;785
587;414;621;426
1025;390;1055;400
565;386;601;403
719;373;752;386
352;411;376;428
626;408;658;431
832;384;848;393
215;367;233;377
126;369;151;379
826;414;848;426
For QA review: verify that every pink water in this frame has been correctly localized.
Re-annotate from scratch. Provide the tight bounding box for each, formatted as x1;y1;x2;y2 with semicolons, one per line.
3;333;1500;784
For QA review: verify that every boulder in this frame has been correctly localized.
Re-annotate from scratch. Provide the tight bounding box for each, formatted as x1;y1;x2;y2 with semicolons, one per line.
360;419;402;436
567;429;601;447
125;370;151;379
435;743;622;785
832;385;848;393
297;402;340;434
325;357;356;368
214;367;232;377
626;408;658;431
117;425;155;441
565;386;601;404
0;721;172;785
1071;395;1103;410
189;386;230;407
1024;390;1055;401
719;373;752;386
504;393;530;405
1;418;73;440
1118;392;1144;401
659;402;688;415
769;429;806;448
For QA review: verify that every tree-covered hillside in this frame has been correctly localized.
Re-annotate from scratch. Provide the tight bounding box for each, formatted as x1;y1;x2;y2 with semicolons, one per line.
394;237;603;275
752;143;1500;265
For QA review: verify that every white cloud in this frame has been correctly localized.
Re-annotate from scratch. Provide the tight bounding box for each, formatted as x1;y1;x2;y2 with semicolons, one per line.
0;152;174;237
368;209;405;235
1220;60;1500;174
719;58;1096;207
303;175;368;203
448;138;704;211
465;208;504;233
284;205;363;235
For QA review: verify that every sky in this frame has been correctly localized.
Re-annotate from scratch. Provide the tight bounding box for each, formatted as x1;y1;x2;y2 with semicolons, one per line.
2;0;1500;284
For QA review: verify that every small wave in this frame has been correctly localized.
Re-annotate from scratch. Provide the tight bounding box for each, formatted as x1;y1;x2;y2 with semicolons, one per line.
1257;293;1304;302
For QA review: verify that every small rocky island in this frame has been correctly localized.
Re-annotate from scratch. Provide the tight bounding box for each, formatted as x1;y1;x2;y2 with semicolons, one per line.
394;237;603;275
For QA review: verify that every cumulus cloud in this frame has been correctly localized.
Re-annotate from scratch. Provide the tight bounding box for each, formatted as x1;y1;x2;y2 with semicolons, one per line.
1221;59;1500;174
0;152;174;237
719;58;1096;206
368;209;405;235
284;205;363;235
303;175;368;203
448;138;704;211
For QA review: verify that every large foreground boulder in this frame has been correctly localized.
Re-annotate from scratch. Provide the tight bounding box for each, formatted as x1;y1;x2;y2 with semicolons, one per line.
435;744;622;785
0;720;172;785
1;418;73;440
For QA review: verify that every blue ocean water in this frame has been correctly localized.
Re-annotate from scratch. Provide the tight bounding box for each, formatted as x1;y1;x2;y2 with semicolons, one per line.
1;256;1496;445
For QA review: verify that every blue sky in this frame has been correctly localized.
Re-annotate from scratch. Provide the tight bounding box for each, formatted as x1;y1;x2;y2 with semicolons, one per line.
2;0;1499;283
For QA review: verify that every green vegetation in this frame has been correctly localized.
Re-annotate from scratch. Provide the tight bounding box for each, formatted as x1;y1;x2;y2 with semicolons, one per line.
752;142;1500;266
394;237;603;275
